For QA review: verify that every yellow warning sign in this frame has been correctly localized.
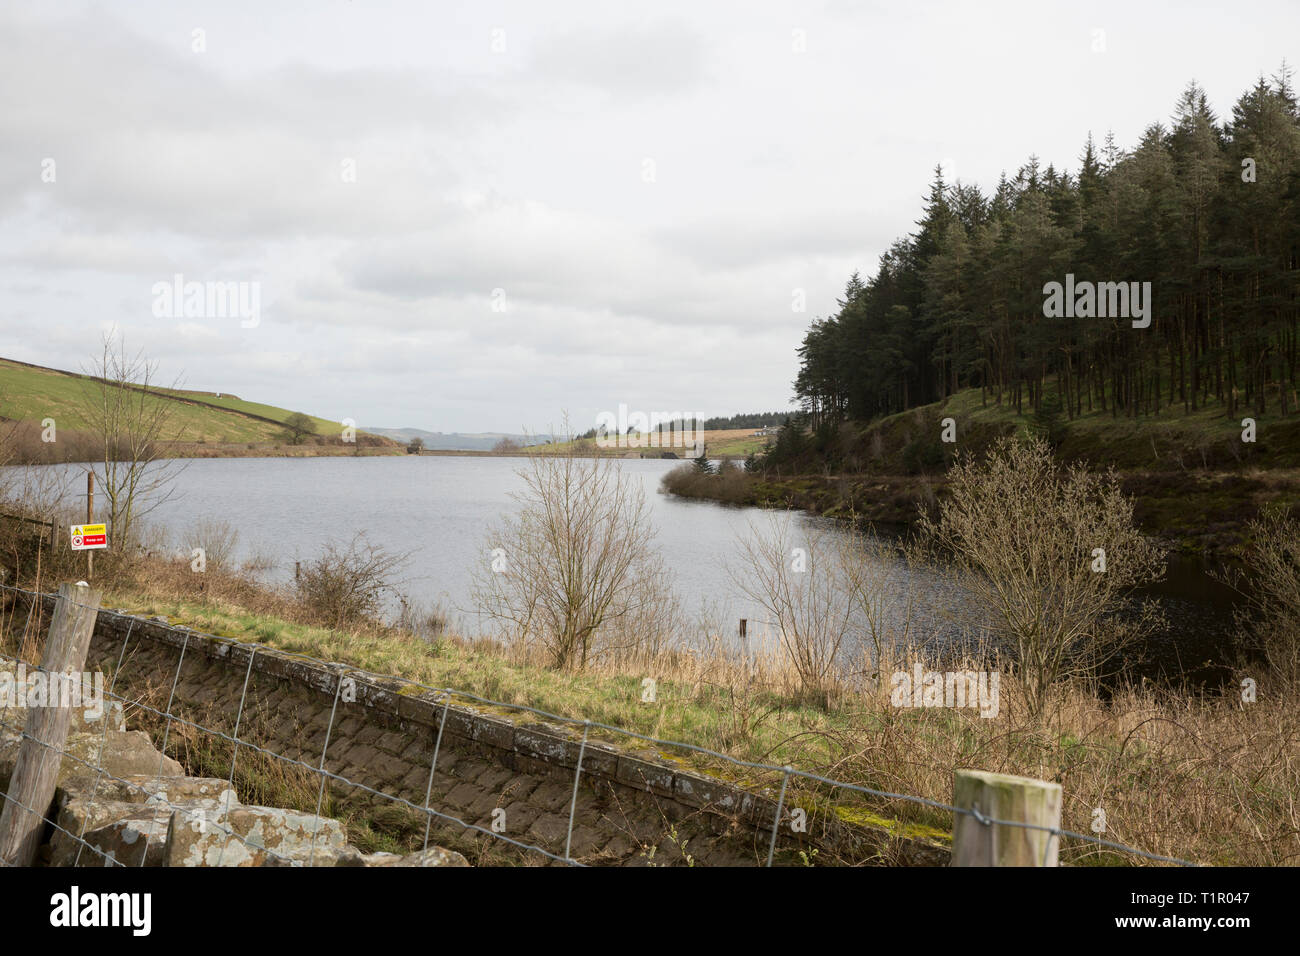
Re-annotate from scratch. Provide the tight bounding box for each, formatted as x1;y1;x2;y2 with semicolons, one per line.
70;523;107;551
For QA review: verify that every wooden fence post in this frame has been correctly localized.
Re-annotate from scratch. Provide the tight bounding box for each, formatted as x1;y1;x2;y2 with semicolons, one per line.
0;582;103;866
85;470;94;581
951;769;1062;867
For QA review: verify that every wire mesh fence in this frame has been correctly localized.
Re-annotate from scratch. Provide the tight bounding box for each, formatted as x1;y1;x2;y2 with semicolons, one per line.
0;582;1197;868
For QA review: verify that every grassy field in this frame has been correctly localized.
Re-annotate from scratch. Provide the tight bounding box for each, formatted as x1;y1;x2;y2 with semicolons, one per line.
155;386;344;436
532;428;769;459
0;357;390;452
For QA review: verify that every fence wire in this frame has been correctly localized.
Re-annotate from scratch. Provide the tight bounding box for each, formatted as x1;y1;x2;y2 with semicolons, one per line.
0;583;1197;868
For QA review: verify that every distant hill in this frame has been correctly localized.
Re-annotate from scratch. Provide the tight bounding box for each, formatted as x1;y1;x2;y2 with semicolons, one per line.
364;427;544;451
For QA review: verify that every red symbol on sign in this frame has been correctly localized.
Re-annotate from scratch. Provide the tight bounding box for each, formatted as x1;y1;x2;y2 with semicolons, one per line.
72;535;83;547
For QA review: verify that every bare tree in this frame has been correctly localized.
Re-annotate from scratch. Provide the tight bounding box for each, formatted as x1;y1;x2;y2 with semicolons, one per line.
917;436;1165;717
1226;504;1300;684
181;517;241;574
728;513;859;706
78;333;186;549
472;439;674;670
836;525;926;687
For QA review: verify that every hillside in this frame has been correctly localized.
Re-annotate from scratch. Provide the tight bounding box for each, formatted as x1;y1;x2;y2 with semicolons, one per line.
0;357;397;460
664;383;1300;554
860;385;1300;473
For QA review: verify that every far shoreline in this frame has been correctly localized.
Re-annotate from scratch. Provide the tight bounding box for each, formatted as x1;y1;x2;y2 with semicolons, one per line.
5;443;750;466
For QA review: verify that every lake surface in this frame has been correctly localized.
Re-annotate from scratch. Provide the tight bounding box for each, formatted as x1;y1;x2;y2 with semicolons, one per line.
13;457;843;633
5;455;1241;682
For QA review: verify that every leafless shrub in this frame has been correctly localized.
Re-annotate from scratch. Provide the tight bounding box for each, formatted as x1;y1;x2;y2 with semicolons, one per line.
239;549;277;578
1228;504;1300;685
0;466;82;587
917;435;1166;718
296;533;407;629
472;437;675;670
396;593;451;641
835;527;928;693
727;513;860;707
181;517;241;573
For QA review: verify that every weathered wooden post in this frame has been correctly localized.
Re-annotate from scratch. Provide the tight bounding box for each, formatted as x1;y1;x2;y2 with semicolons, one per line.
0;582;103;866
737;619;749;681
85;470;94;581
951;769;1062;866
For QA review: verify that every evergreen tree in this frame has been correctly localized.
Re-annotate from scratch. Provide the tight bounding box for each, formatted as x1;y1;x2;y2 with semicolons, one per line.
788;72;1300;436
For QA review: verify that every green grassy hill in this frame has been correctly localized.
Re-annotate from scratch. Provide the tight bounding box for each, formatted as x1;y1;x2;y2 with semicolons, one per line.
854;384;1300;473
155;387;344;438
0;356;381;449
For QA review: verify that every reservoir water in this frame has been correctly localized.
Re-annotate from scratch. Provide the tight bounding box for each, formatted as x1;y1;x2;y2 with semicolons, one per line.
5;455;1241;683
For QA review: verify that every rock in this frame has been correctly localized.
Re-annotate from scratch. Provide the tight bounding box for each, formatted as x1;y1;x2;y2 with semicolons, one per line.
164;805;347;867
360;851;404;866
48;805;174;867
59;774;238;808
259;845;462;867
48;778;240;867
62;730;185;782
76;700;127;735
1;666;135;793
0;665;126;736
262;844;367;867
1;729;185;807
389;846;470;867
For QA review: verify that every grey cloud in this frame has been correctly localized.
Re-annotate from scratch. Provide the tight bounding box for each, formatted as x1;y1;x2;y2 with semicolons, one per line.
527;21;712;97
0;9;503;238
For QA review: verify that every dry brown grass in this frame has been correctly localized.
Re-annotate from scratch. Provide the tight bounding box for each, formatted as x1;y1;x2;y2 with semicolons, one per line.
808;666;1300;865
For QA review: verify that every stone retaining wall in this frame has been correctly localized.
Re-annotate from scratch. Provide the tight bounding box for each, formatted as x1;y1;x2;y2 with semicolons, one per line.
16;592;950;866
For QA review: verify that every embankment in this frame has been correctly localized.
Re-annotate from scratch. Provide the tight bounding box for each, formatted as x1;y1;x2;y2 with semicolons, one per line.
13;589;948;867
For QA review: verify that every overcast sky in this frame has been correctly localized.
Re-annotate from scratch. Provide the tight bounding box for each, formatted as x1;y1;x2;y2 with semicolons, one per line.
2;1;1295;434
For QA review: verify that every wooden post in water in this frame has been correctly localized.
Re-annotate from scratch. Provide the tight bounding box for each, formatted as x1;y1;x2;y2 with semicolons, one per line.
738;619;749;681
0;582;103;866
951;769;1062;867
